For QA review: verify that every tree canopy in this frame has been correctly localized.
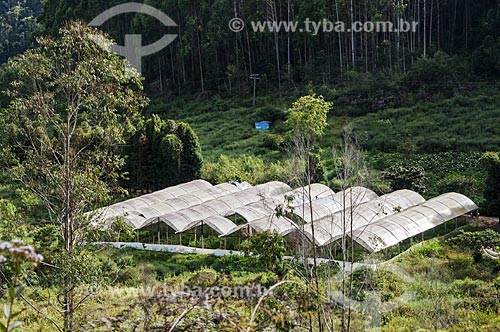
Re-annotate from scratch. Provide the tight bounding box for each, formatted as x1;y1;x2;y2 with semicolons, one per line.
123;115;203;191
0;21;147;331
286;94;332;142
480;151;500;218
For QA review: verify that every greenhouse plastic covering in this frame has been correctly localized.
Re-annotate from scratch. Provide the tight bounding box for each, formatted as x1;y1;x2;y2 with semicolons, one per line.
90;180;241;228
222;215;298;237
180;215;238;235
90;180;477;254
139;181;291;232
286;184;335;207
350;192;478;252
292;186;378;222
295;190;426;246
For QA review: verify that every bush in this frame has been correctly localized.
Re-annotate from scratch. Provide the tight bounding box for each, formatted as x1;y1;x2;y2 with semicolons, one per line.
263;134;285;150
412;239;444;258
255;106;287;123
349;268;406;302
382;165;427;193
446;229;500;252
406;51;471;97
480;151;500;218
242;231;287;274
436;173;480;198
187;268;218;288
202;154;292;185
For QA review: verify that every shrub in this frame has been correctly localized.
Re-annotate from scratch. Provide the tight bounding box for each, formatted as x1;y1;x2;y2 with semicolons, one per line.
382;165;427;193
446;229;500;252
349;268;406;302
263;134;285;150
242;231;287;274
480;151;500;218
187;268;218;288
412;239;444;258
436;173;480;198
202;154;292;185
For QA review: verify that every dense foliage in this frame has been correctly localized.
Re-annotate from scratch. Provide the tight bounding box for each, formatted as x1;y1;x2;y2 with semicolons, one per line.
382;165;427;193
202;154;291;185
0;0;499;331
33;0;500;96
0;0;41;63
480;151;500;218
123;114;203;190
0;22;147;332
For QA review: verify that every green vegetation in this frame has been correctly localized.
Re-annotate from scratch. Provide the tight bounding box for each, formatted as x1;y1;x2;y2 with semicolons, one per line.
352;90;500;152
0;227;496;331
202;154;291;185
382;165;427;194
481;152;500;218
159;90;493;205
146;97;291;161
0;1;41;63
123;114;203;190
0;0;500;330
34;1;500;97
0;22;147;331
0;240;42;332
242;231;287;274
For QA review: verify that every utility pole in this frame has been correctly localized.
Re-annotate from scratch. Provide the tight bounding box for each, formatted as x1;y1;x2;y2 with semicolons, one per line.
250;74;260;106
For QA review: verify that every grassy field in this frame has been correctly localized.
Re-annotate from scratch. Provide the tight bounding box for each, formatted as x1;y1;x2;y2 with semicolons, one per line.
15;225;500;331
149;86;500;160
147;96;293;161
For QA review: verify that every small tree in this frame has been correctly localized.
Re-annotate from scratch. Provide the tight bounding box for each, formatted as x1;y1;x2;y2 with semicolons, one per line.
382;165;427;194
480;151;500;219
242;231;286;274
285;94;332;332
285;93;331;149
0;21;147;331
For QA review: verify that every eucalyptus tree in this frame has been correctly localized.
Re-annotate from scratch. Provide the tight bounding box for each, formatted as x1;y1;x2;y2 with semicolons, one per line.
0;21;147;331
285;93;331;331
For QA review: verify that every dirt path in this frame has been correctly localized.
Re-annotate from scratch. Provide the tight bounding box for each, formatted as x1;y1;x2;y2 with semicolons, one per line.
462;215;499;227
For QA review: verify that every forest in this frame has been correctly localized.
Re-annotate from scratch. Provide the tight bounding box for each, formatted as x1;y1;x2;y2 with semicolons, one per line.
1;0;499;96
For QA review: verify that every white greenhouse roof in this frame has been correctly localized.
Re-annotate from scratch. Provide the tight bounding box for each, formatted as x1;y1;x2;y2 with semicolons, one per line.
222;215;298;237
90;180;477;254
351;192;478;252
296;190;426;246
90;180;242;228
181;216;238;235
292;186;378;222
138;181;291;232
286;183;335;207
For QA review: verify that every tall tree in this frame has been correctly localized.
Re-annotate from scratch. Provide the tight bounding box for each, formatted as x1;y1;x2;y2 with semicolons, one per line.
286;93;332;317
0;21;147;331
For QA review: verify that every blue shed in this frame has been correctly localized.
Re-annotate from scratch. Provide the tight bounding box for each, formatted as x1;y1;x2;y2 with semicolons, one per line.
255;121;270;131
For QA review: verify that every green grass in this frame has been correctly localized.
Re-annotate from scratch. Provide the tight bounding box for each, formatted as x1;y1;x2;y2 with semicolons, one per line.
146;96;293;161
17;228;500;331
147;86;500;163
351;89;500;152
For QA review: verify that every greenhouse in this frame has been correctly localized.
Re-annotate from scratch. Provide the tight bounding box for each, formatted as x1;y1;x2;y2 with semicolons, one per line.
350;192;478;252
89;180;478;252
